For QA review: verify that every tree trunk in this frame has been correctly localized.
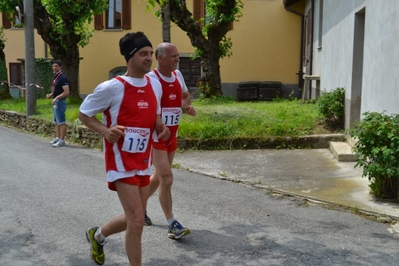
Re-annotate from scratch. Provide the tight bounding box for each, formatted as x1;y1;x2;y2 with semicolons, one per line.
161;1;171;43
0;41;12;100
55;46;80;99
168;0;234;98
199;46;223;97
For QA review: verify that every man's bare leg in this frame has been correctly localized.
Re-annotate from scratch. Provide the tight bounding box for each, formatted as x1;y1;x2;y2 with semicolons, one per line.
115;181;145;266
152;149;175;219
59;124;67;140
55;124;60;139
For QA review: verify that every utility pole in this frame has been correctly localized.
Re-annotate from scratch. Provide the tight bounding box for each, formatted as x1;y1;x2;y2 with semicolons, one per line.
24;0;36;117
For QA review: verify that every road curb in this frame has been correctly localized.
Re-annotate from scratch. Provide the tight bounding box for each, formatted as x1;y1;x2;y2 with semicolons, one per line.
178;133;346;150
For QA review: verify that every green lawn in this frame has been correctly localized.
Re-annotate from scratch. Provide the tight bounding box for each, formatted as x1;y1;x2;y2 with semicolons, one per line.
0;97;330;139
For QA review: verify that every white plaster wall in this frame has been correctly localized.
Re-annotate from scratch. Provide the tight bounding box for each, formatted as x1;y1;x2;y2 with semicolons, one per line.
316;0;399;116
319;0;366;93
362;0;399;114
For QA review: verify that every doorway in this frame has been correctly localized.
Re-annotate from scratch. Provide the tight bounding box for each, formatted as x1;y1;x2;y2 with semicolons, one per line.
348;8;365;128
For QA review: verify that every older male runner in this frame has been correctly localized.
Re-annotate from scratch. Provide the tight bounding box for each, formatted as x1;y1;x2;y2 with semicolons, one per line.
145;42;196;240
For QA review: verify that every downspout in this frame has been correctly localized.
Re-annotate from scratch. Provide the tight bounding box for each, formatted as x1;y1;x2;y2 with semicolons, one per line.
284;4;304;90
310;0;315;80
45;43;48;58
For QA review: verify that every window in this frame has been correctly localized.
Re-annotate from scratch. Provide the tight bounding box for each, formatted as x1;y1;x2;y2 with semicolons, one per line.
2;12;11;29
193;0;233;30
15;15;22;26
94;0;131;30
9;63;23;85
107;0;122;29
193;0;205;22
109;66;127;79
2;11;23;29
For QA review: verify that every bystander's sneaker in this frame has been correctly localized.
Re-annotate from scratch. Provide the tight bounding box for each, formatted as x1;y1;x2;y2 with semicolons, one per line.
52;139;65;147
50;137;60;144
168;220;190;240
144;211;152;226
85;227;105;265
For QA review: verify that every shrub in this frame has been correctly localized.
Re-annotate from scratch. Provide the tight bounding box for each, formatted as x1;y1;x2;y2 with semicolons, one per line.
35;58;53;99
349;111;399;200
316;87;345;131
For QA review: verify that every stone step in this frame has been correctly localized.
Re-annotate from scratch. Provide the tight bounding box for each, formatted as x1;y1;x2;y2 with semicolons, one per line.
329;141;358;162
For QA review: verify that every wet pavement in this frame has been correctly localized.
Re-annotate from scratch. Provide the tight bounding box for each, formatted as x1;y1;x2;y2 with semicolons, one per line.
174;148;399;219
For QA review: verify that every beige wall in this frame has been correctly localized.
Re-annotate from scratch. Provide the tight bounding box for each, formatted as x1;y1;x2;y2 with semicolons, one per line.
3;0;302;95
222;0;302;84
79;1;193;95
4;28;46;84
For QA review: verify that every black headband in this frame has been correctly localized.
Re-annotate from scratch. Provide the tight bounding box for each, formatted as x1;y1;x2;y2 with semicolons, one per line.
124;37;153;62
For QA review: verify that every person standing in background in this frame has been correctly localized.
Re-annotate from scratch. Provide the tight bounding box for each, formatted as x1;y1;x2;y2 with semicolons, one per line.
46;60;69;147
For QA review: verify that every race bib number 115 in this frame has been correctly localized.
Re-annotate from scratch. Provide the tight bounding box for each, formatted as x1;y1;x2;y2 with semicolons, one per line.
122;127;150;153
162;107;182;126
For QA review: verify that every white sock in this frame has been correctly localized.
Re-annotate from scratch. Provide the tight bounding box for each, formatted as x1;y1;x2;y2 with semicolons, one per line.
167;217;175;227
94;227;106;243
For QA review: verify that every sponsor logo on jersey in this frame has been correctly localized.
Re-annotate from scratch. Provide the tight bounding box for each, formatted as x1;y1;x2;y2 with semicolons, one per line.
163;108;181;114
168;84;174;87
169;93;177;100
137;89;145;93
125;128;150;137
138;100;149;108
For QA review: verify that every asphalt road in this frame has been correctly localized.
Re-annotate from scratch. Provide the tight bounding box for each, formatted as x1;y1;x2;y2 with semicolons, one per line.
1;125;398;266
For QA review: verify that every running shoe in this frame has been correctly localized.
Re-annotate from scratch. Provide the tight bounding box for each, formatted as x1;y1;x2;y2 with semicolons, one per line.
85;227;105;265
52;139;65;147
168;220;190;240
144;212;153;226
50;138;59;144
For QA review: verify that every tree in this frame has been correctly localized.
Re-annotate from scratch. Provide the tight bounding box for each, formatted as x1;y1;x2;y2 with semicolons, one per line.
0;0;107;99
148;1;171;42
149;0;243;97
160;1;171;42
0;26;11;100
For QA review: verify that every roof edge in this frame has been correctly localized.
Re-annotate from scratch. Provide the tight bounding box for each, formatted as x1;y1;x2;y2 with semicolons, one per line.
283;0;302;7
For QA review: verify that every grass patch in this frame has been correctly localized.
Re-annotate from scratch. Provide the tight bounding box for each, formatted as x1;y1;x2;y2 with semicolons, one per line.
179;97;330;138
0;97;333;139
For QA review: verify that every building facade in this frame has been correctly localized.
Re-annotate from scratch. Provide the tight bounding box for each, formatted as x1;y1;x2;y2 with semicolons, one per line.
3;0;302;99
285;0;399;129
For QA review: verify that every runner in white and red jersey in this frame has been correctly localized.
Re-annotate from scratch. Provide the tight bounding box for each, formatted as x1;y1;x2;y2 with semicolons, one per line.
79;32;169;266
145;43;196;240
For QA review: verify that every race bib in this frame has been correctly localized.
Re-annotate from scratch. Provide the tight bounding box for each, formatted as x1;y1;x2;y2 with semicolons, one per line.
121;127;150;153
162;107;182;126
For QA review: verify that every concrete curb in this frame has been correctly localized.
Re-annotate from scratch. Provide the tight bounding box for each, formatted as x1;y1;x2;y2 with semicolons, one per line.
177;166;399;221
178;133;346;150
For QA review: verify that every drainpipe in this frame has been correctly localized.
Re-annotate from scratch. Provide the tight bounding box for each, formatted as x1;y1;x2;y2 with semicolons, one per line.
45;43;48;58
284;4;304;90
310;0;315;80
